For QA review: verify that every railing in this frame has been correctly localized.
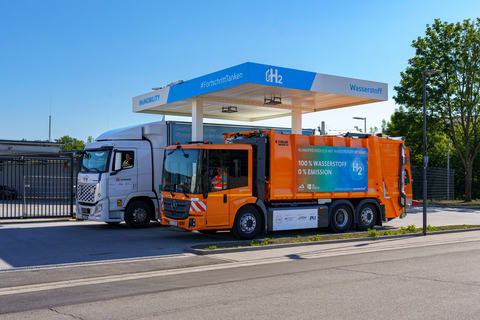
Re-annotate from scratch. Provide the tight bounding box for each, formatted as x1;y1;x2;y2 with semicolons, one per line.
0;155;76;219
411;166;455;201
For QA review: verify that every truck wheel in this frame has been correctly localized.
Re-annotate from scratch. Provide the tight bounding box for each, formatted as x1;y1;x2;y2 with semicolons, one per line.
357;203;377;231
231;206;261;240
329;204;353;233
125;201;151;229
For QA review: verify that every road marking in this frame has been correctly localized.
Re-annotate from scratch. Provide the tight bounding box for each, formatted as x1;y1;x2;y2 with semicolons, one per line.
0;254;193;274
1;232;480;297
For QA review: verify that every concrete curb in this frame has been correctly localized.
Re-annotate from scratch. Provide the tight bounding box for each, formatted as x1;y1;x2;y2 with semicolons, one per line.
0;218;75;224
186;227;480;255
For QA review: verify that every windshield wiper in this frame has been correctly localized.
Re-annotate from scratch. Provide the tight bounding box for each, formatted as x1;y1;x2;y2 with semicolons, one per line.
89;168;100;173
167;145;189;158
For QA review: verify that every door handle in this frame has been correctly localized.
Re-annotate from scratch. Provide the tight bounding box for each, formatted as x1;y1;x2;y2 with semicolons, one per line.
224;194;227;203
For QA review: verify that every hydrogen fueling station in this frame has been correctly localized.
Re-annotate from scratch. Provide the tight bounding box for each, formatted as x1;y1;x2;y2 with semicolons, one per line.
132;62;388;138
128;62;411;241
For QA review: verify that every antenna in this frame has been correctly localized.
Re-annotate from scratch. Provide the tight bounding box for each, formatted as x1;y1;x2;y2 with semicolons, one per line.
49;88;52;141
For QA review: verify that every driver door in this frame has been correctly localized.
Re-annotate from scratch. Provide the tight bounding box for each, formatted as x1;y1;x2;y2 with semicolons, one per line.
206;150;230;227
109;150;138;209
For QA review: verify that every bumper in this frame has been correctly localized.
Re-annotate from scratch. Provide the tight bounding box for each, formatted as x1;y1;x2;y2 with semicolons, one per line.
76;198;123;222
161;212;206;230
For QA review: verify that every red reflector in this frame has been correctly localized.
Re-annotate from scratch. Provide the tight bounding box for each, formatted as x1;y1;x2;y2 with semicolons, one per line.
175;142;180;145
412;200;420;206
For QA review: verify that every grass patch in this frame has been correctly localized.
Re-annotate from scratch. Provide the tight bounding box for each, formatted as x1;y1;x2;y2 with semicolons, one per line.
427;200;480;208
190;225;480;251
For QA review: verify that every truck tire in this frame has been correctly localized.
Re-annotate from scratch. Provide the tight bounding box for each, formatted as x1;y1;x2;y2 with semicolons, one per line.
356;203;377;231
231;205;261;240
125;201;151;229
328;203;353;233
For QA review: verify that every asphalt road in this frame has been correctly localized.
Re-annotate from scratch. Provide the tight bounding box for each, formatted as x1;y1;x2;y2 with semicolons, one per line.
1;230;480;319
0;205;479;269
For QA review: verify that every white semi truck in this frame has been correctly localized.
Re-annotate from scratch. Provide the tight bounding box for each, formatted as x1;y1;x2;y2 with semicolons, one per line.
75;121;314;228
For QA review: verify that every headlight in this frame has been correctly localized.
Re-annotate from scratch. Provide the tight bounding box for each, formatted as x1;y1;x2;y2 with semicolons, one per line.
94;203;103;213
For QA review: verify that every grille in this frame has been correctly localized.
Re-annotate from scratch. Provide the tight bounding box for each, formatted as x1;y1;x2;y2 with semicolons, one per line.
77;183;97;203
163;198;190;220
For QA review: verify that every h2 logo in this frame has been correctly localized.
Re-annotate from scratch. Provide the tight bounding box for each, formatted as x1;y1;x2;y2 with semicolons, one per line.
266;68;283;84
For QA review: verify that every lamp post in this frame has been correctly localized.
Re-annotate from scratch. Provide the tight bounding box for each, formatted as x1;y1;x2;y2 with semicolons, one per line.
446;137;450;201
421;69;442;235
353;117;366;133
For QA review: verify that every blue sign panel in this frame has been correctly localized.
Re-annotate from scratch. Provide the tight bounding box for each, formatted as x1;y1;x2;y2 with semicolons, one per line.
248;63;317;91
167;63;249;104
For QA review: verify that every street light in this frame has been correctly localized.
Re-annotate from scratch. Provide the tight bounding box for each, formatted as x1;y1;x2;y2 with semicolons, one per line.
353;117;366;133
422;69;442;235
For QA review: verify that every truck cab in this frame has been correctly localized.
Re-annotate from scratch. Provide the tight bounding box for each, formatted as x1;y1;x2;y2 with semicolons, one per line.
161;142;257;237
76;122;167;228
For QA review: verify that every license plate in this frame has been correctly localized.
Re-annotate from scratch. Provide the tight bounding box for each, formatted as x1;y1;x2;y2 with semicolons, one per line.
168;220;178;227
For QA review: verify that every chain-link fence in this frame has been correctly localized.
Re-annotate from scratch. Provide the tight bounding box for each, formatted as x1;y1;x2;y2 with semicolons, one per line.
411;166;455;201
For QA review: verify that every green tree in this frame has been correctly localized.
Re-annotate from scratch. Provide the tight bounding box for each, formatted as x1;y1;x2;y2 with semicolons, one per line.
55;136;85;151
394;18;480;201
86;136;94;144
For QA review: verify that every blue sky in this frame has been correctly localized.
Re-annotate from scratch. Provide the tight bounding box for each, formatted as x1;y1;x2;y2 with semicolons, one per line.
1;0;479;142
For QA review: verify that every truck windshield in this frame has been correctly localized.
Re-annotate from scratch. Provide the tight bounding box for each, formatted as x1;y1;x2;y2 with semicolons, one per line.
80;149;111;173
163;148;202;194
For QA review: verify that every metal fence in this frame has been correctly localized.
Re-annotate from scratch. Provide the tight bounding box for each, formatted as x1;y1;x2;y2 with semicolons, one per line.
0;155;76;219
411;166;455;201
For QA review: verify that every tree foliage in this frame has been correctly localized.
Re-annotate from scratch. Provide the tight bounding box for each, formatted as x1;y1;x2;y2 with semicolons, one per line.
55;135;86;151
393;18;480;201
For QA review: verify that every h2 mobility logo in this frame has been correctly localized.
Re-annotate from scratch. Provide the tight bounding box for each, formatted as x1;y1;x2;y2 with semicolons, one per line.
139;94;161;106
349;84;382;95
266;68;283;84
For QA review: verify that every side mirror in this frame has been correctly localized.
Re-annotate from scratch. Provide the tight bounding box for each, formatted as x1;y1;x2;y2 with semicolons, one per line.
202;165;208;199
111;152;123;175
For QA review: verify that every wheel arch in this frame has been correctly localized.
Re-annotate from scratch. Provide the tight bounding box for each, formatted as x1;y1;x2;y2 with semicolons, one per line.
354;199;382;227
328;199;354;224
125;196;157;221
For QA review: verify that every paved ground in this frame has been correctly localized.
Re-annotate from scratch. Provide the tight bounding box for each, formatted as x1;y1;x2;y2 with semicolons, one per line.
1;229;480;318
0;205;479;271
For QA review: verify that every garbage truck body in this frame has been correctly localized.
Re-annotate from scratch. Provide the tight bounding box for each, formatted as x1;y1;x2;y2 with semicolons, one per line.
160;129;412;239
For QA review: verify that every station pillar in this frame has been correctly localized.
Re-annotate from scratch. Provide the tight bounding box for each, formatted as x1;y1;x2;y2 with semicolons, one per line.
192;99;204;141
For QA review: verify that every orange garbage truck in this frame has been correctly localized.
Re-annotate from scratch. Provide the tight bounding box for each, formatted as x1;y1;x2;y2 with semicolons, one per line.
160;129;412;240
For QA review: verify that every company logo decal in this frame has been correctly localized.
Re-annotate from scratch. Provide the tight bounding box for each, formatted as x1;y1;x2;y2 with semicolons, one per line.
83;175;89;182
275;215;282;224
117;199;122;207
266;68;283;84
275;140;289;146
310;216;317;221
